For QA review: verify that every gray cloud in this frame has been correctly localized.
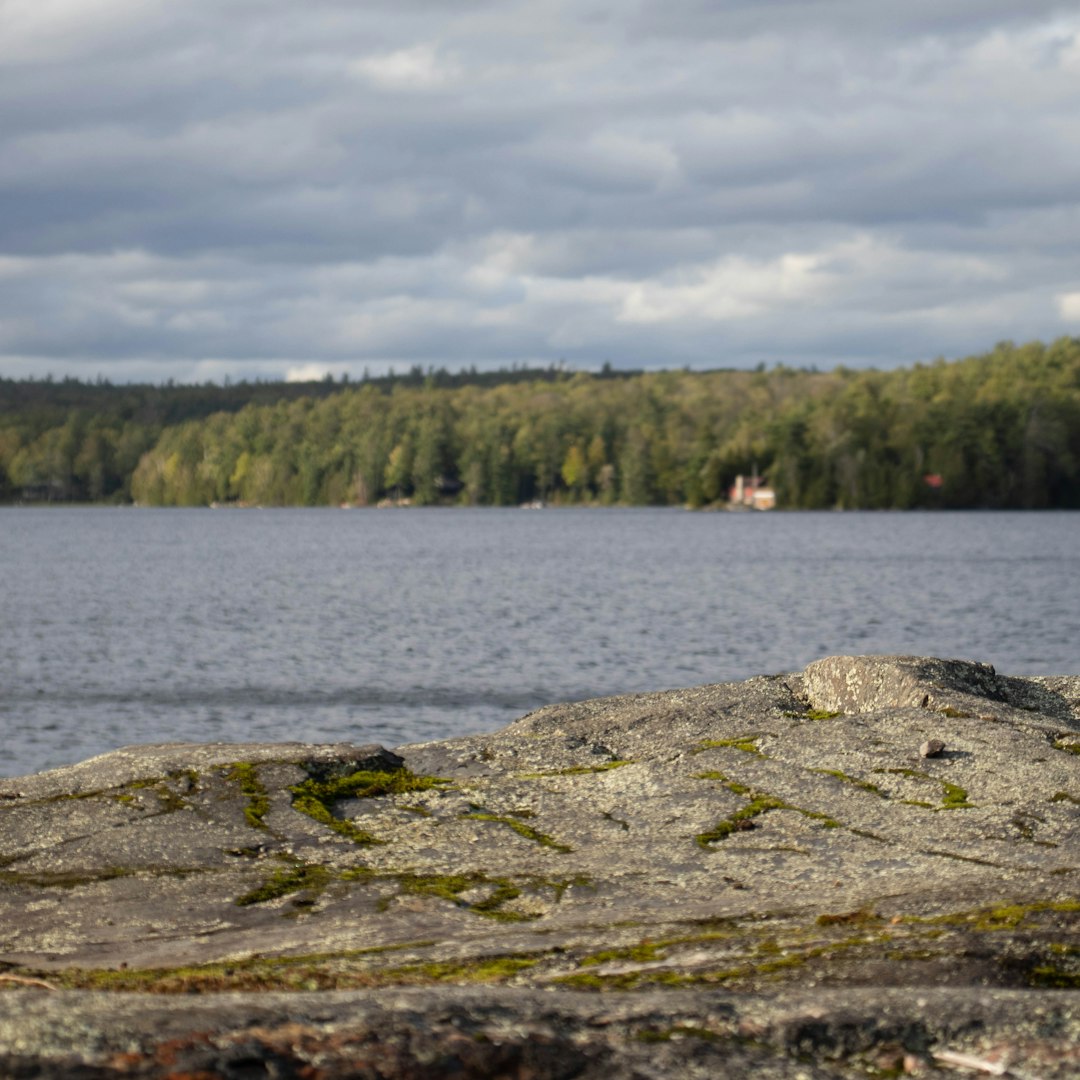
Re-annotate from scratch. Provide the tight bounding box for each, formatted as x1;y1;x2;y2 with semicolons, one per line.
3;0;1080;381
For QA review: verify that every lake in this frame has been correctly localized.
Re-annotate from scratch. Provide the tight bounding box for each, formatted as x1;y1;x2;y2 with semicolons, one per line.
2;507;1078;779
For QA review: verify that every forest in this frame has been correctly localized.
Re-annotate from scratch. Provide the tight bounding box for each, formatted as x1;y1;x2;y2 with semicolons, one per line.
2;338;1078;510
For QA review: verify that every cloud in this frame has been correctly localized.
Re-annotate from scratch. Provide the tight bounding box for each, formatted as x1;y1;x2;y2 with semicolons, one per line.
1058;292;1080;322
351;44;461;90
2;1;1080;380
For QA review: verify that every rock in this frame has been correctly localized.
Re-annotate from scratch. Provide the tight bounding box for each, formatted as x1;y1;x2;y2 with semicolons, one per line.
1;655;1079;1078
919;739;946;758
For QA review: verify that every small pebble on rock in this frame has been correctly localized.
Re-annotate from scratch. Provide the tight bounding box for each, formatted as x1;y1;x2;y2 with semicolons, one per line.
919;739;946;758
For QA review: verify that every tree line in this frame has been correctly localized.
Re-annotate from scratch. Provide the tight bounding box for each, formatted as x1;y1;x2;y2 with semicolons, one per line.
2;339;1078;509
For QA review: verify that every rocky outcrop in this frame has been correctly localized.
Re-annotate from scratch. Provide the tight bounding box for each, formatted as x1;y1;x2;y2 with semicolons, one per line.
1;655;1079;1078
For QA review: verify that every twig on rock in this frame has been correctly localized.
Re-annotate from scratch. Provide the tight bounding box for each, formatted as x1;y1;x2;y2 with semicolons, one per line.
932;1048;1030;1077
0;974;58;991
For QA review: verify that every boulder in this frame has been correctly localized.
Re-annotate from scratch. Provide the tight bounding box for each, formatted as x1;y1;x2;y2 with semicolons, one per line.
1;655;1078;1077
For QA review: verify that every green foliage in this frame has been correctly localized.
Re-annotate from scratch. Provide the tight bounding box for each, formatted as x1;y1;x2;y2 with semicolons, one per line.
5;338;1080;507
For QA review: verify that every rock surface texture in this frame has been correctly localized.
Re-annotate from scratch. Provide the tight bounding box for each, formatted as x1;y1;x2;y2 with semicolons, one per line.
1;655;1079;1078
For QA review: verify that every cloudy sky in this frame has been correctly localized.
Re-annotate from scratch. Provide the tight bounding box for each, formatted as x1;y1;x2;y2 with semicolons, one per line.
4;0;1080;383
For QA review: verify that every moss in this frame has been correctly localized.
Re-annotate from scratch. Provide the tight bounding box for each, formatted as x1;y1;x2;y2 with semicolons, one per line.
939;781;973;810
695;735;770;756
390;871;534;922
400;803;433;817
388;955;542;983
696;794;788;846
113;794;137;807
378;869;587;921
115;772;196;813
693;770;752;795
235;862;332;907
1054;738;1080;756
559;932;885;991
0;867;142;889
548;874;593;901
876;767;926;780
873;767;973;810
1050;791;1080;805
291;792;381;844
289;766;449;845
812;769;888;798
17;943;546;994
805;709;842;721
518;760;634;777
908;899;1080;932
225;763;270;830
1028;966;1080;988
817;908;881;927
696;775;841;847
462;809;573;852
580;941;664;966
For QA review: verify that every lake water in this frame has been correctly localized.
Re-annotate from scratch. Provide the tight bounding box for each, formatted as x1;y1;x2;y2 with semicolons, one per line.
2;507;1078;780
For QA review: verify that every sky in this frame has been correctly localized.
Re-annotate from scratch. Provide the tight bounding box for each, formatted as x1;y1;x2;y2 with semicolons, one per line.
4;0;1080;384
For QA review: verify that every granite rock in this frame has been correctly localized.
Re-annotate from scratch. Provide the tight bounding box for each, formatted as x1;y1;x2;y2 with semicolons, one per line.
1;655;1078;1077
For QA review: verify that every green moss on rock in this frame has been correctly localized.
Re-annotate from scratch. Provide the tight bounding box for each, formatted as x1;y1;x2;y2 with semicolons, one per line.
235;861;332;907
225;763;270;830
288;767;449;845
462;809;573;852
